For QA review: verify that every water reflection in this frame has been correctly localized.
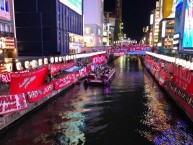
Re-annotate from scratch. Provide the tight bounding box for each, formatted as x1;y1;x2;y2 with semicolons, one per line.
139;69;193;144
33;90;87;145
1;57;193;145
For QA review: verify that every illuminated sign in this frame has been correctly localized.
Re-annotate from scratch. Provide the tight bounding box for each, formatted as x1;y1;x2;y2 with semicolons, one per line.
162;21;166;38
150;14;154;25
175;0;183;8
59;0;82;15
0;37;15;49
182;0;193;48
174;0;183;37
173;33;180;39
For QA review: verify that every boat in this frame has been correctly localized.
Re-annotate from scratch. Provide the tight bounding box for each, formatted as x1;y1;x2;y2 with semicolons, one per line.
84;66;116;86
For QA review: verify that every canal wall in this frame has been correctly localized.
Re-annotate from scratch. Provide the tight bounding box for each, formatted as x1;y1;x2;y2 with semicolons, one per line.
143;55;193;123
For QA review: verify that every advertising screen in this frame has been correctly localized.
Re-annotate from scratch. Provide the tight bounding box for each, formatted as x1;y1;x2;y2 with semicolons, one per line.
174;1;183;34
182;0;193;48
59;0;82;15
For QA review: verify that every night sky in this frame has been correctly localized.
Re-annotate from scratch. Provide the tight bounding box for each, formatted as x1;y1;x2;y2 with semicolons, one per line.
104;0;156;41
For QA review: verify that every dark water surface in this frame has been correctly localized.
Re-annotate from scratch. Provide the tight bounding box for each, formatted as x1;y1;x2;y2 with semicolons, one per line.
1;56;193;145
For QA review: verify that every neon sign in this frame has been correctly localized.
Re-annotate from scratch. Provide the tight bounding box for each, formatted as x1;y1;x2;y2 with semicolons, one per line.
182;0;193;48
59;0;82;15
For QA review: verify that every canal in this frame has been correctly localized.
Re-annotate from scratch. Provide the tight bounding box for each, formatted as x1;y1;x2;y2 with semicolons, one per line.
1;56;193;145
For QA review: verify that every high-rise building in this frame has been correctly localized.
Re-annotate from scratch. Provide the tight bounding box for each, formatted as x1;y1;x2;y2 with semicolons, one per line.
83;0;104;47
161;0;174;18
114;0;123;42
14;0;83;56
157;0;175;49
152;1;161;46
103;12;115;46
0;0;16;61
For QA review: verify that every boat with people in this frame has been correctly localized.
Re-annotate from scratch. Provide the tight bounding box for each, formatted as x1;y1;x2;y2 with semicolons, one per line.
84;65;116;86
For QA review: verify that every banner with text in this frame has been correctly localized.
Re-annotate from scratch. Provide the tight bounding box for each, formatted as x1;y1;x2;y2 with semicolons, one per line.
0;70;30;83
53;76;72;90
0;93;28;115
79;65;91;78
49;62;74;75
27;83;54;103
173;66;193;96
10;66;48;95
92;54;106;65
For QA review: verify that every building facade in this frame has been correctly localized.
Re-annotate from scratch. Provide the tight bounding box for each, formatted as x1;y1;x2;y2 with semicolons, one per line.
0;0;15;61
14;0;83;56
83;0;104;47
114;0;123;42
103;12;115;46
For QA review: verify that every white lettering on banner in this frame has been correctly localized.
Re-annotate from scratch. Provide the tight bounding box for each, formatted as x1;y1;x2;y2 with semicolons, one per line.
0;95;16;103
0;94;28;115
28;91;39;99
1;73;11;83
28;84;53;99
174;67;193;90
175;68;193;84
19;76;36;89
43;84;53;94
79;68;86;77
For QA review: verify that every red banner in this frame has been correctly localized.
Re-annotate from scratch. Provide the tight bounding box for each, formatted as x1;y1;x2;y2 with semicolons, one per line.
53;76;72;90
27;83;54;103
0;70;30;83
66;72;79;83
49;62;74;75
60;62;74;69
173;65;193;95
0;93;28;115
10;66;48;95
92;54;106;65
165;63;174;73
49;64;61;75
79;67;87;78
79;65;91;78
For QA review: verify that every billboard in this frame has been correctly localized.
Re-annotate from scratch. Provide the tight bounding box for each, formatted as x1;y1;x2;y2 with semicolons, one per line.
182;0;193;48
59;0;82;15
162;0;174;18
174;0;183;34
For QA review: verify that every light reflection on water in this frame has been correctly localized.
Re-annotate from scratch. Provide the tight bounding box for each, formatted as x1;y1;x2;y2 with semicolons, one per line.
139;69;193;145
0;56;193;145
33;97;87;145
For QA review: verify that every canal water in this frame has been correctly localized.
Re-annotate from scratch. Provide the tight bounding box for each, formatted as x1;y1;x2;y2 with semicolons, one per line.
1;56;193;145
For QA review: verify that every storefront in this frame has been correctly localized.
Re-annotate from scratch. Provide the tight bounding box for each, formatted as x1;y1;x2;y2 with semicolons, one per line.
69;33;84;54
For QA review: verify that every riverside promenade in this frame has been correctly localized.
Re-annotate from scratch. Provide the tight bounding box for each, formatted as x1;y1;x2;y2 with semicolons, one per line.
0;51;109;131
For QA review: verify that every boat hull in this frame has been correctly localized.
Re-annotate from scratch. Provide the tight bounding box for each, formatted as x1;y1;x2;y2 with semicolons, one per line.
85;69;116;86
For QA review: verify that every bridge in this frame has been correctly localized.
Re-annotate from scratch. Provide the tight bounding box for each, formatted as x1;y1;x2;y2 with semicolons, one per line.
112;45;153;56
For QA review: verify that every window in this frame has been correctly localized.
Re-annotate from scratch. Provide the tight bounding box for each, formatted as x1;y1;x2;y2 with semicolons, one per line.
5;0;8;12
0;0;5;11
5;24;9;32
1;24;5;31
